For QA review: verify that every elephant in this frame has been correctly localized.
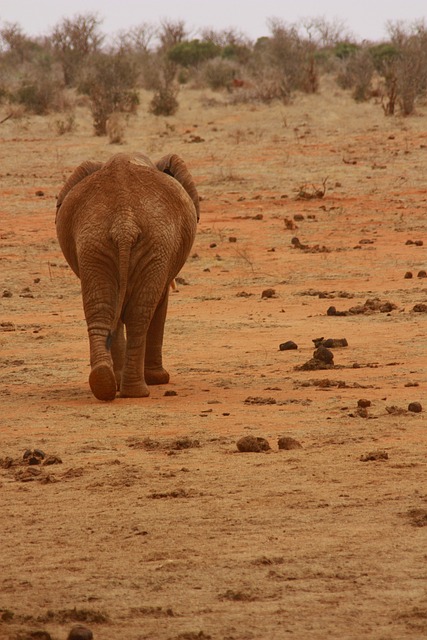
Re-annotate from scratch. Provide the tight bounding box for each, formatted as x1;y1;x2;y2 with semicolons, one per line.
55;151;200;401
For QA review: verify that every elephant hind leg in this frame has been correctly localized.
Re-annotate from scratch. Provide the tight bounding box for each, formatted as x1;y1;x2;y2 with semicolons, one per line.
144;288;170;385
89;363;117;401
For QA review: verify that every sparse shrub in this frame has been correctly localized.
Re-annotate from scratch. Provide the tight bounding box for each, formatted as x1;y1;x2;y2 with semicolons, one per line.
50;13;103;87
78;52;139;135
149;86;178;116
201;57;239;90
228;72;290;105
336;49;374;101
369;22;427;116
146;19;186;116
14;75;64;114
106;112;126;143
54;113;76;135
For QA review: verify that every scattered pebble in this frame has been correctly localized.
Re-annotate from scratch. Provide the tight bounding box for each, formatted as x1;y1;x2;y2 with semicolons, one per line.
386;406;407;415
0;321;16;331
327;298;397;316
228;236;237;243
417;270;427;278
405;508;427;528
357;399;371;408
23;449;46;465
279;340;298;351
404;271;413;279
356;407;369;418
278;436;302;450
261;288;277;299
313;337;348;348
413;303;427;313
236;436;271;452
313;346;334;364
408;402;422;413
68;625;93;640
284;217;298;230
164;390;178;396
360;450;389;462
2;289;13;298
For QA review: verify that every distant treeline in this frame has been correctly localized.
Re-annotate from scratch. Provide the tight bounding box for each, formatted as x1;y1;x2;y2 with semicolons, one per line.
1;14;426;134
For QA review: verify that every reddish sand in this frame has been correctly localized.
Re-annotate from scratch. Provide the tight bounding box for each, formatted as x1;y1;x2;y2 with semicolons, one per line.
1;82;426;640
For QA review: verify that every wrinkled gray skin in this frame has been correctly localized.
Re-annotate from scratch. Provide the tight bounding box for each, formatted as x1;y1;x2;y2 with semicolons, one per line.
56;152;199;401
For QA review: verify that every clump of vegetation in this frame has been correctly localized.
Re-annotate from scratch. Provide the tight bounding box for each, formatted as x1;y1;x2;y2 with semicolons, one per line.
78;52;139;135
1;12;426;123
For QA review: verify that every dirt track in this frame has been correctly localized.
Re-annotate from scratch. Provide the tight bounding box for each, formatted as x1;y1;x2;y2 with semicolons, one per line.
1;82;426;640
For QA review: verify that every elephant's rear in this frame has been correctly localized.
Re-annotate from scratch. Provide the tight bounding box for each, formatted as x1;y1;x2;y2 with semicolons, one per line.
55;152;199;401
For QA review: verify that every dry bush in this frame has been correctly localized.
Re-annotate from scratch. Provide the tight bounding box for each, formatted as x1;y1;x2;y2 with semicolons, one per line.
50;13;104;87
336;49;374;102
149;86;179;116
198;57;239;90
54;113;76;135
14;73;66;114
78;52;139;135
227;71;290;105
370;21;427;115
106;112;126;143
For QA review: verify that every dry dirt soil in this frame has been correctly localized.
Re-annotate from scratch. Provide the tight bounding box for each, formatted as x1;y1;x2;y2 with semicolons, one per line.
1;81;427;640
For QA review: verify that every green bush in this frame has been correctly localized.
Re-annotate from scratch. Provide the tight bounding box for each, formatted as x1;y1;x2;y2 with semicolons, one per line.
168;39;220;68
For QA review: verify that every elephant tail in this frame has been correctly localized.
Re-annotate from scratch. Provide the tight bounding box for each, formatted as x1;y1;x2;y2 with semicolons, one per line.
107;223;139;349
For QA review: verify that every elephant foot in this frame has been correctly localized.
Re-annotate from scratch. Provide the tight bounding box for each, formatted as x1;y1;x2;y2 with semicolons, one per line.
145;367;170;385
89;364;117;401
120;380;150;398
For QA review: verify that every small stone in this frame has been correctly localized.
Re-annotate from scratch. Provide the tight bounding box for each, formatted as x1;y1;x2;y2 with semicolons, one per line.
417;270;427;278
23;449;46;465
313;346;334;364
314;337;348;348
164;390;178;396
236;436;271;453
209;242;217;248
279;341;298;351
2;289;13;298
228;236;237;243
0;321;16;331
357;399;371;408
360;450;389;462
413;303;427;312
68;626;93;640
408;402;422;413
35;190;45;197
404;271;413;279
356;407;369;418
261;288;277;299
278;436;302;450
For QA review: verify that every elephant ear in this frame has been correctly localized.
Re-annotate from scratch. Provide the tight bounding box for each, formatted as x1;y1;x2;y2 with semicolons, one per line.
56;160;103;214
156;154;200;222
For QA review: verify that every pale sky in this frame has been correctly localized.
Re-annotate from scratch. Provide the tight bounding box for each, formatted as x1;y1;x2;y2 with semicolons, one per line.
1;0;426;43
